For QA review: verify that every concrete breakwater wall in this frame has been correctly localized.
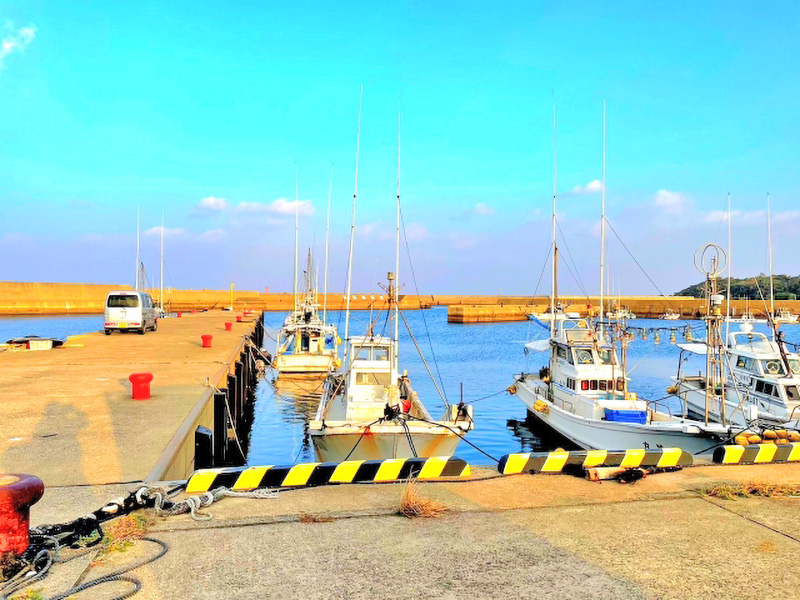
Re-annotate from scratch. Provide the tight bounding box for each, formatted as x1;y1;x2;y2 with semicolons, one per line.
0;281;436;314
449;296;800;323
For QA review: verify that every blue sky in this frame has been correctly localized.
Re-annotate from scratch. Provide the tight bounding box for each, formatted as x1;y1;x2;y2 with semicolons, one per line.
1;1;799;295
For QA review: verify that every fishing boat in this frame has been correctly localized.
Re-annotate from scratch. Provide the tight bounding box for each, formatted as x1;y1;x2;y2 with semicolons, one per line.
274;252;339;374
527;304;580;322
274;172;340;375
308;95;474;461
772;308;799;324
606;306;636;320
513;103;739;456
659;309;680;320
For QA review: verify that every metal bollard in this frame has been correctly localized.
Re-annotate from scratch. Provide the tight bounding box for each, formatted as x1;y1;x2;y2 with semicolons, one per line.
0;474;45;556
201;334;213;348
129;373;154;400
224;322;233;331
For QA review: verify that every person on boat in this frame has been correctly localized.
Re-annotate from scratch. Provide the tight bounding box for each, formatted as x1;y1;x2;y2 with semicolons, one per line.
399;370;413;413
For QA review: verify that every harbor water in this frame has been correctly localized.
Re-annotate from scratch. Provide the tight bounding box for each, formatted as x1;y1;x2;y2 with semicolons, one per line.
247;308;800;465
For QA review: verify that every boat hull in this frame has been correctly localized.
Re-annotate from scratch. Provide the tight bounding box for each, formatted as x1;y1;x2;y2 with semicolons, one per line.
308;423;464;462
515;378;730;456
274;353;336;374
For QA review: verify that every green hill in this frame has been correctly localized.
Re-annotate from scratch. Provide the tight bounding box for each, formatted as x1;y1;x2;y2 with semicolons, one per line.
676;274;799;300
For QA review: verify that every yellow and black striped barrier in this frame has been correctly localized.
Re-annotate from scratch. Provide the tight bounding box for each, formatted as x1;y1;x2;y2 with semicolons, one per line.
186;456;471;493
713;442;800;465
497;447;693;475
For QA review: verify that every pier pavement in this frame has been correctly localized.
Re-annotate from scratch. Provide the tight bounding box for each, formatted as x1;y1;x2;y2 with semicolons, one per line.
0;311;258;487
21;462;800;599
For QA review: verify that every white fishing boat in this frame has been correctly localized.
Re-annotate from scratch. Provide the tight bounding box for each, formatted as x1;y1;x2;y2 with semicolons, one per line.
527;304;580;322
513;103;739;456
659;309;680;320
309;96;474;461
773;307;799;324
274;172;340;375
606;306;636;320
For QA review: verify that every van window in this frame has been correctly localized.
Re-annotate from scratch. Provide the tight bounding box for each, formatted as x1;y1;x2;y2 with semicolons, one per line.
108;295;139;308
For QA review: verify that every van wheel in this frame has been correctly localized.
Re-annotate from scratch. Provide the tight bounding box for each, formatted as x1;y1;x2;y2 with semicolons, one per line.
139;327;146;335
104;329;111;336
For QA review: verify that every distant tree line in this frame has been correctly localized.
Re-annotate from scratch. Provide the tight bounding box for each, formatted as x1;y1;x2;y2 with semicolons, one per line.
675;274;799;300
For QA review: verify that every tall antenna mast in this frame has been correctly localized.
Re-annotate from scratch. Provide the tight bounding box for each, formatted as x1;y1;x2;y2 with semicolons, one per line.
160;210;164;309
343;86;363;366
767;192;775;320
293;167;299;311
323;166;333;323
394;97;402;373
599;98;607;335
550;95;558;337
725;193;732;339
135;206;141;291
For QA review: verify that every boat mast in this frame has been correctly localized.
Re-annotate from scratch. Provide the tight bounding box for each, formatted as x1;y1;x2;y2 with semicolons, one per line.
323;166;333;324
725;193;731;340
394;100;402;374
767;192;775;321
160;210;164;309
343;86;363;366
550;98;558;338
599;99;606;335
135;206;141;291
293;168;299;312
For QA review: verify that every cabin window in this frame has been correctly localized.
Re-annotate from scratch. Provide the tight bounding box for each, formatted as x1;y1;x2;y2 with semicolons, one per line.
755;379;765;393
567;378;576;390
556;346;568;361
356;372;392;386
599;380;607;391
107;295;139;308
761;360;786;376
736;356;754;371
616;379;624;391
575;349;594;365
373;347;389;361
785;385;799;401
590;380;598;390
597;349;614;365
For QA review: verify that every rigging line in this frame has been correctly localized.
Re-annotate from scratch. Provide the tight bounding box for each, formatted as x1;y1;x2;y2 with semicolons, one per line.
554;236;589;300
604;218;685;317
398;307;449;410
406;415;499;463
399;205;449;405
399;418;419;458
556;221;590;298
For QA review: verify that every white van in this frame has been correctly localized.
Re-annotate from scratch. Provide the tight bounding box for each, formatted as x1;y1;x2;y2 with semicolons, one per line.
104;291;158;335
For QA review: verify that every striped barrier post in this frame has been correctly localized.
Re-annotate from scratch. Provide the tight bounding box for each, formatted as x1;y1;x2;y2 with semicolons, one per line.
713;443;800;465
497;447;693;475
186;456;471;493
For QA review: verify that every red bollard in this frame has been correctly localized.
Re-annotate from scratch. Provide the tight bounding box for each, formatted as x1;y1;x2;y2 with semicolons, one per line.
177;312;182;318
192;309;197;314
201;334;213;348
236;315;243;323
129;372;154;400
224;322;232;331
0;474;45;556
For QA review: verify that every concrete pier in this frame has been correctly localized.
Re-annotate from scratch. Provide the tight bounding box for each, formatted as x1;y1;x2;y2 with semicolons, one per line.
0;311;260;486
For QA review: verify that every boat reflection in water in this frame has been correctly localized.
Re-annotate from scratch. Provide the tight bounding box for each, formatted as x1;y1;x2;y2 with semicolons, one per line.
506;417;580;454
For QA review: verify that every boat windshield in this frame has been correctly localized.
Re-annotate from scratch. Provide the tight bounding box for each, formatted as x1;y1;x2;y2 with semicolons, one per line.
353;345;390;361
761;359;787;376
597;348;615;365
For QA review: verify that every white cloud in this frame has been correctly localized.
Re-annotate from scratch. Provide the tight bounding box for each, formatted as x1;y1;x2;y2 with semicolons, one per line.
653;189;686;214
0;24;35;71
145;226;186;238
571;179;603;194
235;198;314;217
200;228;226;242
196;196;228;212
474;202;494;215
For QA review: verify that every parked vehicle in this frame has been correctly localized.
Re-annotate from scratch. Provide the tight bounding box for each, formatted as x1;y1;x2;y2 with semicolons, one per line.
104;291;158;335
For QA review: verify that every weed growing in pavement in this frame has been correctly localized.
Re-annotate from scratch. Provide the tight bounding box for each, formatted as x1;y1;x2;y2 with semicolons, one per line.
398;480;448;518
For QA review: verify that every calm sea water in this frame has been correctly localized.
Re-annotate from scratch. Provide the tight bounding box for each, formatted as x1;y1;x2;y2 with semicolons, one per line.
0;314;102;342
247;309;800;466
